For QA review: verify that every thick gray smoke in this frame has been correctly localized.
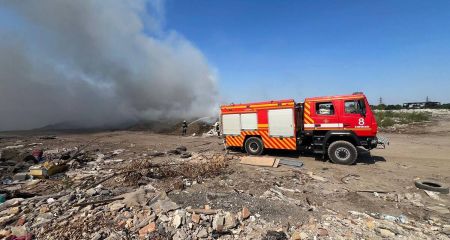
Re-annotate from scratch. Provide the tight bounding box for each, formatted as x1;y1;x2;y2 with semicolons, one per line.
0;0;218;131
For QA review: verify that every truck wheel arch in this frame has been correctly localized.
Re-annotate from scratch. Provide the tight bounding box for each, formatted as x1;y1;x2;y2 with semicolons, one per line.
324;131;359;147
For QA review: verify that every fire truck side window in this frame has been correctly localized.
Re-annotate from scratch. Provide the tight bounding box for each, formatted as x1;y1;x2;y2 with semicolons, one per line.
345;100;358;114
345;99;365;114
316;102;334;115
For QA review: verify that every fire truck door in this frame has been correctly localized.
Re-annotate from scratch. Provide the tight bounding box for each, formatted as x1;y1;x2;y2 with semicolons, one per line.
340;99;371;130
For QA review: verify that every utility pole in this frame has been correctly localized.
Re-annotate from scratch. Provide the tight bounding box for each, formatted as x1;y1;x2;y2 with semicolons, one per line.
426;96;429;102
379;97;383;105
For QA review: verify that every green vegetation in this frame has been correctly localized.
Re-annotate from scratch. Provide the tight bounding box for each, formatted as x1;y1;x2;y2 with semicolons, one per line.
374;111;431;128
372;103;450;110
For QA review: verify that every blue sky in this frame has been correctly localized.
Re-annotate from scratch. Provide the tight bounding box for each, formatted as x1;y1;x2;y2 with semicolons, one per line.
165;0;450;105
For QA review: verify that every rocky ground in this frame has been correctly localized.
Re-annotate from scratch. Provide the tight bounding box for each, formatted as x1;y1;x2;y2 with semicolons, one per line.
0;112;449;239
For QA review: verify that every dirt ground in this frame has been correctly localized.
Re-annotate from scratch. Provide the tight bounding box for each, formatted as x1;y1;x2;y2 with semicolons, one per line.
0;110;449;239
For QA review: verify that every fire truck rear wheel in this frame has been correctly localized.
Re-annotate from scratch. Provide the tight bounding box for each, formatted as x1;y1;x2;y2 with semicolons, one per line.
328;140;357;165
245;137;264;155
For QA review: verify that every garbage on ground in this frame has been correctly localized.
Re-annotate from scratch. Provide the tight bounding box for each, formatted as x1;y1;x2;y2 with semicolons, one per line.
0;133;449;240
29;161;68;179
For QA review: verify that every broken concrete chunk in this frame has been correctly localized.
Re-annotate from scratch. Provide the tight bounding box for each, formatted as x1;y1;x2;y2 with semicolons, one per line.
426;206;450;214
172;214;182;228
212;214;225;231
377;228;396;238
10;226;27;237
197;228;208;238
224;212;237;230
242;207;250;220
442;225;450;235
13;172;28;181
109;202;125;212
139;222;156;236
150;199;180;213
192;213;200;224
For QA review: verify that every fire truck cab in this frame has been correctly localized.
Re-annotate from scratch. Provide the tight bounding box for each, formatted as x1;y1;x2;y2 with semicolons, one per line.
220;93;379;165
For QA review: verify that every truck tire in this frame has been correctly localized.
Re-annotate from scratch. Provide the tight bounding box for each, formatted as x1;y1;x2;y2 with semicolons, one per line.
414;180;449;194
245;137;264;155
328;140;357;165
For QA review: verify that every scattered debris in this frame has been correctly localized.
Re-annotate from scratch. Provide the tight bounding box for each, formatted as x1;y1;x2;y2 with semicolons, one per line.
0;130;448;240
424;190;443;201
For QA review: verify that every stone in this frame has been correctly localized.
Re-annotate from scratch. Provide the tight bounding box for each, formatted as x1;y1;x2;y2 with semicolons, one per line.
242;207;250;220
0;229;11;238
172;230;187;240
427;206;450;214
13;173;28;181
100;190;110;196
224;212;237;230
377;228;395;238
11;226;27;237
317;228;328;237
159;214;170;222
139;222;156;236
197;228;208;238
443;225;450;235
109;202;125;212
150;199;179;213
291;232;301;240
192;213;200;224
39;206;50;213
9;206;20;215
180;152;192;158
92;232;102;240
86;188;98;196
176;146;187;152
172;215;182;228
291;232;309;240
212;214;225;231
16;217;26;226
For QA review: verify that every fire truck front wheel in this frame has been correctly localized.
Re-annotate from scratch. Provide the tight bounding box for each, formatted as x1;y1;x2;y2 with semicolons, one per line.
245;137;264;155
328;140;357;165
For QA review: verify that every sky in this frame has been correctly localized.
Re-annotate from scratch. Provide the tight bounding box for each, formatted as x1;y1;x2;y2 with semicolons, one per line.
165;0;450;105
0;0;449;131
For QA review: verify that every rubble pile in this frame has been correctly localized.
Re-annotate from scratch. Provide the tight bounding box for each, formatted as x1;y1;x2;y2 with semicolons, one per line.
0;134;449;239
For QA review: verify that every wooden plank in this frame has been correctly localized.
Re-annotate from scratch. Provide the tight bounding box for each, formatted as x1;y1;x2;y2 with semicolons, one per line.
240;156;277;167
273;158;280;168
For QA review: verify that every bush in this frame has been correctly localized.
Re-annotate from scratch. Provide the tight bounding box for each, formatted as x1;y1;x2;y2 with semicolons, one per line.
374;110;431;128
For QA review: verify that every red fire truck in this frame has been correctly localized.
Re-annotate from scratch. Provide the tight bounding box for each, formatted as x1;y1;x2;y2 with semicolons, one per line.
220;93;380;165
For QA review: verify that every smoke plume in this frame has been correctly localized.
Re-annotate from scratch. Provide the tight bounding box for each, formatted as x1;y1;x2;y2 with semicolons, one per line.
0;0;218;131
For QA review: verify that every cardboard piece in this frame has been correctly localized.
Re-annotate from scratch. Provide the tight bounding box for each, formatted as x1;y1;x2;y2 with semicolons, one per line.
240;156;278;167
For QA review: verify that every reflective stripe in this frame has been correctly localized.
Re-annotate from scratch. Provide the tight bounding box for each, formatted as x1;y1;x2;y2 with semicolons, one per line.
319;123;343;128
